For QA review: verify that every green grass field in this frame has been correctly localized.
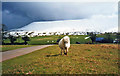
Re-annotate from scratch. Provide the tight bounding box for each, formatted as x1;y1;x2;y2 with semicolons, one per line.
4;33;117;45
1;45;35;52
28;35;92;45
4;35;92;45
2;44;119;74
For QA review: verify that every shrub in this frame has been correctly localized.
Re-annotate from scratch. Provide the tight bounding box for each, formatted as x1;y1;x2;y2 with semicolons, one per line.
22;35;30;45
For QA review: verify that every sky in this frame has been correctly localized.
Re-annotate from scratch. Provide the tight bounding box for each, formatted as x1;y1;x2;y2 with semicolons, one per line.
2;2;118;32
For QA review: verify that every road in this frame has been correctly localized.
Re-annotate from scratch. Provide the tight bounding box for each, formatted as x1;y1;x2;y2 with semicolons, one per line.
0;45;52;62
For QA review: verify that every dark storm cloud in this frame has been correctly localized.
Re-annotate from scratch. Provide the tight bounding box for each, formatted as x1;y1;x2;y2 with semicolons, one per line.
2;2;116;30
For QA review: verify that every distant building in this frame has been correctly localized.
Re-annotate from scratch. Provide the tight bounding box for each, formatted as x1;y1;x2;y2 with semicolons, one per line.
113;38;119;43
95;37;104;42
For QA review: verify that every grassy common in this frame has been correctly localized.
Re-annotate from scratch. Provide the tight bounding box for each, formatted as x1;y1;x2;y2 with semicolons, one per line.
2;34;115;52
28;35;92;45
2;44;119;74
1;45;35;52
3;32;117;45
2;35;91;52
4;35;92;45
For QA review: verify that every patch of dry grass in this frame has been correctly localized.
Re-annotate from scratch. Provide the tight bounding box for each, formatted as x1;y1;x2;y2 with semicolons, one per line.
2;44;119;74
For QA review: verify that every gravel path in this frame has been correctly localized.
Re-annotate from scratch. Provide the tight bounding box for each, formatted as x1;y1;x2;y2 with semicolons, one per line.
0;45;52;62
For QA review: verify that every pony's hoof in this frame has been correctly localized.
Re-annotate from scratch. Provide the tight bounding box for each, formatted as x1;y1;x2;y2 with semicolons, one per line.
64;53;67;55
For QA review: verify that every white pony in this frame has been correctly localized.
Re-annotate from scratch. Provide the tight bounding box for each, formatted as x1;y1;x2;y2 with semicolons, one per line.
58;36;70;55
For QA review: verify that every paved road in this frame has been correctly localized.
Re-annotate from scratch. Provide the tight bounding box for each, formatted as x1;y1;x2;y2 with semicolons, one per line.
0;45;52;62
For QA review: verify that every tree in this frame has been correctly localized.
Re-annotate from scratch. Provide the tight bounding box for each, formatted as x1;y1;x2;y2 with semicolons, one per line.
15;32;21;43
1;24;8;44
22;35;30;45
8;34;17;44
116;33;120;44
88;32;96;44
116;32;120;39
1;24;7;31
2;32;7;44
104;33;113;43
28;32;34;37
66;32;69;35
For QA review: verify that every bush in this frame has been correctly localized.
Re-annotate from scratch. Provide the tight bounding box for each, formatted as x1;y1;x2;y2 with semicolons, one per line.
103;33;113;43
22;35;30;45
88;32;96;44
8;35;17;44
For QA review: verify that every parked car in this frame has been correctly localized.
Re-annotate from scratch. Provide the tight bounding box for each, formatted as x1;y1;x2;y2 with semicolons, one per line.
113;38;119;44
76;42;80;44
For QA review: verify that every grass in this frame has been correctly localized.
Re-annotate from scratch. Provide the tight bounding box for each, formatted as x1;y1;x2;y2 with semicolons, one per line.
28;35;59;45
4;35;92;45
2;44;119;74
28;35;92;45
4;37;25;43
1;45;35;52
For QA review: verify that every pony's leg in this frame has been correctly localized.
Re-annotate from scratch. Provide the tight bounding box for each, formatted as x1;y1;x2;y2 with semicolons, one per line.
61;49;63;55
64;48;68;55
64;49;67;55
66;48;68;55
63;49;66;55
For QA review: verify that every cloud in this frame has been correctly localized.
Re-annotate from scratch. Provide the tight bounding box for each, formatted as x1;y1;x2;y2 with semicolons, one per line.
2;9;32;29
2;2;118;30
17;13;117;32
